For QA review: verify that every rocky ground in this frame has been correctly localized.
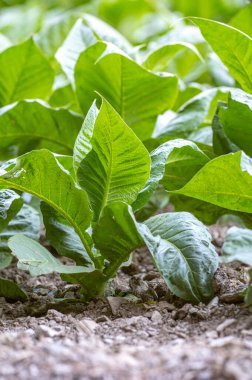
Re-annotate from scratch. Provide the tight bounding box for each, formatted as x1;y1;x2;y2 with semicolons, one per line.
0;225;252;380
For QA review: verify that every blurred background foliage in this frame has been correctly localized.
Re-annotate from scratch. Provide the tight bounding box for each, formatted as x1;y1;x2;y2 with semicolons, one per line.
0;0;248;45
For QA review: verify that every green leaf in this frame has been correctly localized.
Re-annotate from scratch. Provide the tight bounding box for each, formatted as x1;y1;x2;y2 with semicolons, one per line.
175;151;252;213
212;105;238;156
82;14;133;52
140;212;218;303
36;12;78;60
0;149;93;257
0;189;23;232
93;202;143;268
230;4;252;39
0;38;54;107
76;100;151;220
154;89;219;139
191;18;252;93
56;15;132;83
213;90;252;157
222;227;252;266
8;235;91;276
0;100;83;159
75;41;178;140
133;139;209;210
41;202;93;266
0;204;40;269
0;277;27;301
143;42;202;72
56;18;96;83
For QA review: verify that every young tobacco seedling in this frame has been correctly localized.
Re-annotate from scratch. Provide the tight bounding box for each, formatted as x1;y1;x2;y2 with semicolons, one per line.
0;99;218;303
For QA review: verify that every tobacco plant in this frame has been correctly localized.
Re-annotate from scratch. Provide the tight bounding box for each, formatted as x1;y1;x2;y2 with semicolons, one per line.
0;0;252;304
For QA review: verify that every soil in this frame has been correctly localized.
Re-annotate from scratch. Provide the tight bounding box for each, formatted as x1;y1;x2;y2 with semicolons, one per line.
0;224;252;380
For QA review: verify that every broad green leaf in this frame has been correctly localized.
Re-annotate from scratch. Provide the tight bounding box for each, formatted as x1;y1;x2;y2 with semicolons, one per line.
230;4;252;39
76;100;151;220
56;15;133;83
93;202;143;270
0;100;83;159
8;235;91;276
189;126;213;146
140;212;218;303
75;41;178;140
0;189;23;232
56;19;96;83
0;3;42;43
133;139;209;210
36;12;78;60
0;38;54;107
154;89;219;139
83;13;133;54
191;18;252;93
41;202;93;266
0;149;93;256
143;42;202;72
73;100;99;173
0;278;27;301
212;105;238;156
222;227;252;266
175;151;252;213
213;90;252;157
0;204;40;269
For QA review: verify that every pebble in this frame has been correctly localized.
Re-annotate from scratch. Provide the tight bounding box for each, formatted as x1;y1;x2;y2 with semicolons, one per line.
107;297;129;315
151;310;163;324
34;325;62;338
96;315;111;323
207;296;219;308
216;318;236;333
76;319;98;335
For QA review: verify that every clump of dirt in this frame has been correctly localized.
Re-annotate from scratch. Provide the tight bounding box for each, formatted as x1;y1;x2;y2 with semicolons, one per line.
0;224;252;380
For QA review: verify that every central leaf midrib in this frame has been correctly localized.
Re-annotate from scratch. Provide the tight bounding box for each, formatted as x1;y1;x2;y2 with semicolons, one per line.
100;107;114;213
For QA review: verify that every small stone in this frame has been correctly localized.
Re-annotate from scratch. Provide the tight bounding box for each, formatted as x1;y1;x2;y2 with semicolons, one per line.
151;310;163;324
64;291;75;299
172;305;190;320
143;271;159;281
188;306;210;320
216;318;236;333
46;309;65;322
33;287;49;296
207;296;219;308
220;291;245;303
127;316;149;326
107;296;129;315
205;330;218;339
210;336;236;347
158;301;176;311
34;325;60;338
77;319;98;334
96;315;111;323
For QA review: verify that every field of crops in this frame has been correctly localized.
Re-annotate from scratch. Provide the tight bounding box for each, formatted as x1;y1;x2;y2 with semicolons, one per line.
0;0;252;378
